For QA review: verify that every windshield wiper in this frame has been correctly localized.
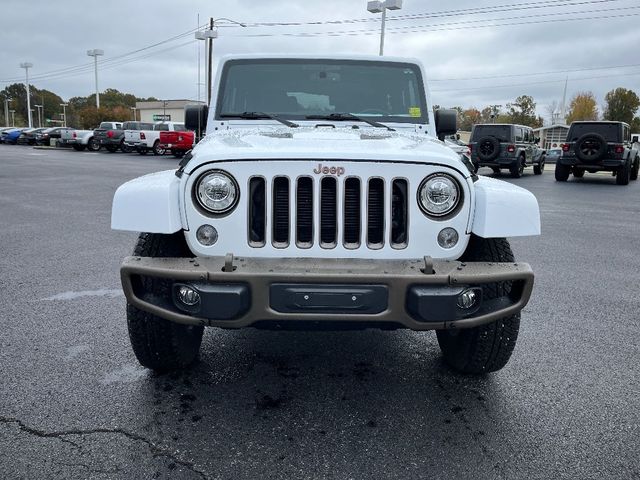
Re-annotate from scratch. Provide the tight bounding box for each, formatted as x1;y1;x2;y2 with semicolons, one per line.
305;113;395;131
219;111;299;128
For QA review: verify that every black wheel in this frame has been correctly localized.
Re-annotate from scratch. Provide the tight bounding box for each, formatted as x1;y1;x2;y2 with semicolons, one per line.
436;236;520;374
555;162;570;181
477;136;500;162
491;167;501;174
127;232;203;372
87;137;100;151
574;133;607;162
631;157;639;181
72;144;86;151
120;142;133;153
616;160;631;185
510;156;525;178
573;167;585;178
152;140;166;156
533;156;545;175
105;145;118;153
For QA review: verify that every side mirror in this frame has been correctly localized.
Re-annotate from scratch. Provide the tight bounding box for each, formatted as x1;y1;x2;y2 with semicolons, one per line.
435;109;457;140
185;104;208;138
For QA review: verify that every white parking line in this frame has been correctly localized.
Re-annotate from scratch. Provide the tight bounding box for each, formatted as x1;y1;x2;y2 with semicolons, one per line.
42;289;123;301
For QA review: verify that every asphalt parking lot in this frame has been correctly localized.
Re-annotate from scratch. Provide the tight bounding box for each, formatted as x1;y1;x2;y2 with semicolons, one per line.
0;144;638;479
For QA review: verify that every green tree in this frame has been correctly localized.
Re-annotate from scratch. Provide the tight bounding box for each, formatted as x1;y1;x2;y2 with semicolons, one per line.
566;92;598;123
505;95;541;127
0;83;63;127
603;87;640;124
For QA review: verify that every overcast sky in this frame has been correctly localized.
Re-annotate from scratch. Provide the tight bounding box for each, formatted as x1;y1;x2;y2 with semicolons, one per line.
1;0;639;121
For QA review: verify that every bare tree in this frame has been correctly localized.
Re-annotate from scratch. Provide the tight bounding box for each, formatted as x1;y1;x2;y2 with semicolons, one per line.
545;100;558;124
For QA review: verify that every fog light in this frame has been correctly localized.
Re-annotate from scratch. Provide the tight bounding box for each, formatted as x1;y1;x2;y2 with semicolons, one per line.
437;227;458;249
457;289;478;309
177;285;200;306
196;224;218;246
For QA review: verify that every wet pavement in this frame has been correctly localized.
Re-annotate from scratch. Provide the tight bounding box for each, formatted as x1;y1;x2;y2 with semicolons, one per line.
0;145;638;479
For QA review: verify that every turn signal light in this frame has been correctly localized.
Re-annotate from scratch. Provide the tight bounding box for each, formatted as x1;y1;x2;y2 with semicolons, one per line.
506;144;515;153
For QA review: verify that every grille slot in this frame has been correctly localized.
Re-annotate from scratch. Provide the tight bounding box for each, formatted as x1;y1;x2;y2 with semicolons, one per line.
367;178;385;248
391;179;408;248
343;177;361;248
272;177;290;246
248;177;266;246
320;177;338;248
296;177;314;247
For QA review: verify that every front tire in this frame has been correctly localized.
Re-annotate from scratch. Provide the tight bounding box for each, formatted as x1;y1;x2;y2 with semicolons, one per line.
616;160;631;185
436;236;520;374
533;156;545;175
630;157;639;181
510;156;525;178
555;162;570;181
127;232;204;372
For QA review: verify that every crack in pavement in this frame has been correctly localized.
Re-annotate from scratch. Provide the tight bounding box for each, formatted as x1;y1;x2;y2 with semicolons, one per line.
0;416;209;480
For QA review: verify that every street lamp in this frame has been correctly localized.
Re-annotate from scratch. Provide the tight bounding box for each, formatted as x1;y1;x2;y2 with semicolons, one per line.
9;110;15;127
87;49;104;108
34;104;43;128
20;62;33;127
195;17;246;105
60;103;68;127
367;0;403;56
130;106;137;121
3;97;10;127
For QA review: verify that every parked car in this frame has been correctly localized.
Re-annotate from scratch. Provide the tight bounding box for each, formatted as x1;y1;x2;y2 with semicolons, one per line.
159;129;195;158
16;128;46;145
94;121;151;153
2;128;27;144
469;123;545;177
60;128;101;151
35;127;65;146
555;121;640;185
124;121;185;155
546;148;562;163
112;54;541;375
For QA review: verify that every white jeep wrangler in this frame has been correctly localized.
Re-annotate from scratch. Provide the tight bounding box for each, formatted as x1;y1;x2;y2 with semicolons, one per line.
112;55;540;374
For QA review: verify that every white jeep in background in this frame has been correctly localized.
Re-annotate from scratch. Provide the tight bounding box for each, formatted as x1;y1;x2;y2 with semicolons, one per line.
112;54;540;374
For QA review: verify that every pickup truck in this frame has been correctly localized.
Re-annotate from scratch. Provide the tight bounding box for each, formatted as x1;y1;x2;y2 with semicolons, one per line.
159;129;195;158
112;54;540;375
60;128;101;151
94;121;152;153
124;121;186;155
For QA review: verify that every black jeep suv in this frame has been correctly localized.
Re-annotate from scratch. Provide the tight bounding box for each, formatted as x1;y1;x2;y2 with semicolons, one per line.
555;121;639;185
469;123;545;178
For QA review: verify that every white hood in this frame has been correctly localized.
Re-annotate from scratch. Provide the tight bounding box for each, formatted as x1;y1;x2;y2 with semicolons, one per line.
183;126;469;176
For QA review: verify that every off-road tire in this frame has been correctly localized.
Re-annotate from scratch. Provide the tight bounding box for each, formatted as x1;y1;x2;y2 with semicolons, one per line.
105;145;118;153
630;158;639;181
573;167;585;178
555;162;570;181
616;160;631;185
127;232;203;372
436;236;520;374
87;137;100;151
574;133;607;162
533;156;545;175
510;156;525;178
477;136;501;162
72;144;86;151
152;140;165;156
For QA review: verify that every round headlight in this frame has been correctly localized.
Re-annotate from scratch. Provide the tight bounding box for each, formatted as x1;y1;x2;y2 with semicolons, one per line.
418;174;460;217
195;170;239;213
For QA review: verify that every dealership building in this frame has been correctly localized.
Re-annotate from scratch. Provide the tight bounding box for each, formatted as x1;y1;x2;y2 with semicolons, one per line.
534;124;570;149
135;100;206;123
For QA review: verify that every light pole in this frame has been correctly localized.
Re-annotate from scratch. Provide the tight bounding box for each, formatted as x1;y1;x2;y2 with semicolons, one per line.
87;49;104;108
130;106;137;121
9;110;15;127
195;17;246;105
60;103;68;127
367;0;402;56
3;97;10;127
34;104;43;127
20;62;33;127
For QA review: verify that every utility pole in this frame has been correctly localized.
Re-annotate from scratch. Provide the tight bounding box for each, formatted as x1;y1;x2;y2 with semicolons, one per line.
20;62;33;128
3;98;10;127
559;76;568;125
367;0;403;56
60;103;68;127
34;104;43;127
87;49;104;108
130;106;137;121
10;110;15;127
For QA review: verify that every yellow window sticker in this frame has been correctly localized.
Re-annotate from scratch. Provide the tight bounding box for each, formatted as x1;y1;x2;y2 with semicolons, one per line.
409;107;421;117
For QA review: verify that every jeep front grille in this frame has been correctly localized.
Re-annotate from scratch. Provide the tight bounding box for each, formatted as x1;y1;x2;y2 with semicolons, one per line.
247;176;408;250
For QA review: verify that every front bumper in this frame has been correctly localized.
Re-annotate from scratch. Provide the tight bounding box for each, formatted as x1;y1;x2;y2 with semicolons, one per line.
121;256;534;330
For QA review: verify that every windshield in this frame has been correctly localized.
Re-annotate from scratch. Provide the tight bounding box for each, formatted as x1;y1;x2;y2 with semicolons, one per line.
216;59;428;124
471;125;511;142
567;123;621;142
